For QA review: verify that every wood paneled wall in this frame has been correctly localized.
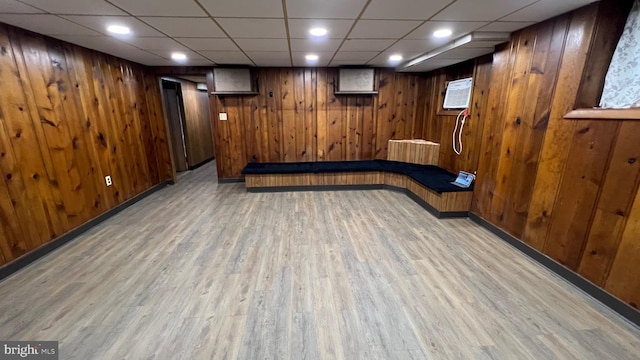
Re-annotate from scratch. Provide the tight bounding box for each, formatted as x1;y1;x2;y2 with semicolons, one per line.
0;24;171;267
210;68;431;179
178;79;215;167
472;2;640;310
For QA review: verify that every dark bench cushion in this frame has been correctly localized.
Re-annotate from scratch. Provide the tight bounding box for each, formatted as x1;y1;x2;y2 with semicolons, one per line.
242;160;474;193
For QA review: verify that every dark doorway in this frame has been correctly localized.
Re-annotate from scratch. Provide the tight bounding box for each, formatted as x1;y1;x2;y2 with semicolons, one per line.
161;80;189;172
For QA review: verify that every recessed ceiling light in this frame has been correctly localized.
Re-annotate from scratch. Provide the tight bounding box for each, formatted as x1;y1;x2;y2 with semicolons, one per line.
433;29;453;38
305;54;319;61
389;54;403;62
107;25;130;35
171;52;187;61
309;27;328;37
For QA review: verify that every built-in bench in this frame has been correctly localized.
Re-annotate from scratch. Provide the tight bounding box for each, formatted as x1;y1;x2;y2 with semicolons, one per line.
241;159;473;218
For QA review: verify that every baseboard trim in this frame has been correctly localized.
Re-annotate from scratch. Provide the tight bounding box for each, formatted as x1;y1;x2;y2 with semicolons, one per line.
469;212;640;328
188;156;215;170
0;180;172;282
218;178;245;184
247;184;384;193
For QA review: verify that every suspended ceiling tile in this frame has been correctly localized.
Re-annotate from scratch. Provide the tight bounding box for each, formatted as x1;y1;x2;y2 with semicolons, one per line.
340;39;395;51
199;0;284;18
502;0;595;22
405;21;489;40
479;21;536;32
147;48;208;61
291;51;332;66
63;15;165;37
0;14;100;35
121;37;190;51
19;0;126;15
362;0;452;20
287;19;354;39
252;58;292;67
216;18;286;38
199;50;253;64
373;39;439;58
175;37;239;51
0;0;45;14
286;0;368;19
234;38;289;51
332;51;380;61
438;47;495;59
349;20;422;39
140;17;226;37
290;38;342;52
433;0;537;21
107;0;208;17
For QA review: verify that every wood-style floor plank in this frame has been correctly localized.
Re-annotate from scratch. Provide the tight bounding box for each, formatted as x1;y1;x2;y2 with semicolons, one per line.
0;162;639;359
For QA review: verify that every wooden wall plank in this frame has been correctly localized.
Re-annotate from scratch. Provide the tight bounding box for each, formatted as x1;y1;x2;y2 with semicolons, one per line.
604;185;640;309
578;121;640;285
522;5;599;250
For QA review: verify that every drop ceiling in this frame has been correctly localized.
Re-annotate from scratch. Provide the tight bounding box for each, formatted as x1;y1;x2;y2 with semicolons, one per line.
0;0;597;71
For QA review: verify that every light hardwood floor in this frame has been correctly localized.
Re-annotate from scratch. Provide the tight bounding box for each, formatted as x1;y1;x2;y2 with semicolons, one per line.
1;162;639;359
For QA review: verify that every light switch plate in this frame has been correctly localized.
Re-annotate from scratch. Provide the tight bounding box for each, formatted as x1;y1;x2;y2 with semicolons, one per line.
219;112;228;121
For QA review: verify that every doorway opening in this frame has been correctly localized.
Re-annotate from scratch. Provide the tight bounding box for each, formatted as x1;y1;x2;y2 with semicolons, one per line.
160;76;215;176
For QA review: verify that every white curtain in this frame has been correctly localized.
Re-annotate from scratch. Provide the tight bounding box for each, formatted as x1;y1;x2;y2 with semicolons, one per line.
600;0;640;109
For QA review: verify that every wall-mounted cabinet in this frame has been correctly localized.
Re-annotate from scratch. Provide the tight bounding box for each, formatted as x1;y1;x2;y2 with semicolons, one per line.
212;68;258;95
335;68;378;95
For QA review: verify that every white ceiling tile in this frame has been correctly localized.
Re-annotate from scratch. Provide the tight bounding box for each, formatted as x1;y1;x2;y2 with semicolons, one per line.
292;52;331;66
434;0;537;21
235;38;289;51
371;39;441;62
175;37;238;51
349;20;422;39
290;39;341;52
121;37;190;51
246;51;290;60
253;58;292;67
438;47;495;59
0;14;100;35
0;0;44;13
216;18;286;38
287;19;354;39
63;15;165;37
199;50;253;64
479;21;536;32
330;59;375;66
286;0;368;19
340;39;395;52
363;0;452;20
406;21;488;40
140;17;225;37
148;57;214;66
19;0;126;15
199;0;284;17
333;51;379;61
502;0;594;22
51;35;158;61
147;48;208;61
108;0;208;17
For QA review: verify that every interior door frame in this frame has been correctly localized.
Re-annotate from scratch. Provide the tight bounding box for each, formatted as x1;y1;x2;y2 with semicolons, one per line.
161;78;190;172
153;67;218;181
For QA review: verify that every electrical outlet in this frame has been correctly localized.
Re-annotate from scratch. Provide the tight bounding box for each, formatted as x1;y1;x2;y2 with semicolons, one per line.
105;176;112;186
219;112;228;121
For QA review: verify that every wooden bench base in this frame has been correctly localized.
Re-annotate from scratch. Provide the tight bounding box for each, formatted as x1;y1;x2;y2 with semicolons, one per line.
244;172;472;218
